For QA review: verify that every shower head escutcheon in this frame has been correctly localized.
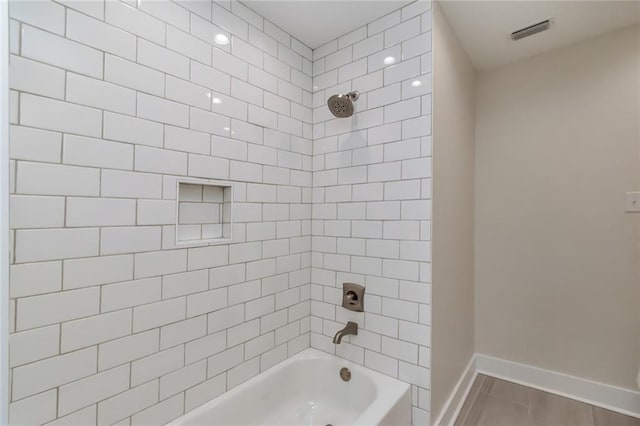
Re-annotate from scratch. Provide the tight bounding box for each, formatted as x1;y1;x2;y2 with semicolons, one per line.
327;91;360;118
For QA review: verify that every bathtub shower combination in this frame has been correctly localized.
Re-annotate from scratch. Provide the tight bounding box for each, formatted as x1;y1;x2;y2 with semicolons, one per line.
6;0;433;424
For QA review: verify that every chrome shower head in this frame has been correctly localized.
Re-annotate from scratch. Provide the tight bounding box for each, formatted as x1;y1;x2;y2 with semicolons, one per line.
327;91;360;118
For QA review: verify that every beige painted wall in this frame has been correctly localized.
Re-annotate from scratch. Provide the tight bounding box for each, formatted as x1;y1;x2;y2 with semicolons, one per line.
432;3;477;419
475;24;640;390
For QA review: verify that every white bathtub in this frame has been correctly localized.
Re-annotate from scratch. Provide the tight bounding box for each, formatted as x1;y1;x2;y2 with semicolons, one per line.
169;348;411;426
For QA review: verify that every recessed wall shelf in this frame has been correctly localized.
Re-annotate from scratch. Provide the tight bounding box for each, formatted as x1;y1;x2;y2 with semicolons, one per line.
175;179;233;246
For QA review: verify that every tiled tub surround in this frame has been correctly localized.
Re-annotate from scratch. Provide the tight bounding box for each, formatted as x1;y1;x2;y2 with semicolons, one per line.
8;0;314;424
6;0;433;424
310;2;433;425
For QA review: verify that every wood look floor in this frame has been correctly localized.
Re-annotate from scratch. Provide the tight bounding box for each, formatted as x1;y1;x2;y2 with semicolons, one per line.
455;374;640;426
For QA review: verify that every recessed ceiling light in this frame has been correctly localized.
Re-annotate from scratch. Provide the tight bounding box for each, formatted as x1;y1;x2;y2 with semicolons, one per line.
213;97;222;104
383;56;395;65
214;34;229;45
411;80;422;87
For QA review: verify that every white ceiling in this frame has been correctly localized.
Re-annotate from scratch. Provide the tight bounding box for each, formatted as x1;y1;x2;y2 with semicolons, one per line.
439;1;640;71
242;0;411;48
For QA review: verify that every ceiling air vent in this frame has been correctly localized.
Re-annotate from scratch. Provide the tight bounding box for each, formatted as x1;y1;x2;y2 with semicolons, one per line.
511;19;551;41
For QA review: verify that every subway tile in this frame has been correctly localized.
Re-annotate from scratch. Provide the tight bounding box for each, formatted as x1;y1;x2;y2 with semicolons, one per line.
21;25;103;78
190;14;230;51
9;325;59;367
384;56;421;85
17;162;99;197
15;228;99;263
160;316;207;350
185;374;226;412
207;304;245;333
12;346;97;400
64;254;133;290
353;33;384;60
399;361;429;387
167;25;211;65
138;200;176;226
9;389;57;425
100;226;162;255
185;331;226;364
264;20;290;47
101;277;162;312
402;0;432;21
98;329;159;371
188;153;230;180
162;270;209;299
9;55;65;99
103;112;164;147
384;97;421;123
385;16;421;48
186;288;227;317
61;310;131;353
67;9;136;60
138;38;189;79
365;349;398;377
313;39;336;60
102;170;163;199
97;380;159;425
9;195;64;229
166;126;211;155
139;0;189;31
133;297;186;332
279;44;302;71
105;0;165;45
167;76;212;110
131;394;184;424
44;406;96;426
138;93;190;127
66;197;136;228
159;360;207;399
63;134;133;170
105;55;165;97
131;346;184;386
232;36;263;68
190;108;231;136
179;0;211;19
10;0;65;34
264;55;291;81
9;125;61;163
16;287;99;331
20;94;102;138
131;393;184;425
211;2;249;39
402;32;432;60
135;145;188;175
227;357;260;389
213;48;248;81
191;61;231;95
9;261;61;298
249;27;278;57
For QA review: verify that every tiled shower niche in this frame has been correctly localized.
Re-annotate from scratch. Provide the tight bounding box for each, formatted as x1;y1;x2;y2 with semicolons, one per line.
176;180;233;245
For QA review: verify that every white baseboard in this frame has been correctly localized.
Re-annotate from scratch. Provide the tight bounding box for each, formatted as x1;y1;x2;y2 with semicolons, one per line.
434;354;640;425
433;355;477;426
475;354;640;419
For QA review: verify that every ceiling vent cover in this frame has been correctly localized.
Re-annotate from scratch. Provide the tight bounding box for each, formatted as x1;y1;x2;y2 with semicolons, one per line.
511;19;551;41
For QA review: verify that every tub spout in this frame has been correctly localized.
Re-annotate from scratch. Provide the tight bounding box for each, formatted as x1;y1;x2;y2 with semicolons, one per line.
333;321;358;344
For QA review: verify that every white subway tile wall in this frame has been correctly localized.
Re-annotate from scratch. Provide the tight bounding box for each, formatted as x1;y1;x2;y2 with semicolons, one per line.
8;0;432;424
311;1;432;424
8;0;313;424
